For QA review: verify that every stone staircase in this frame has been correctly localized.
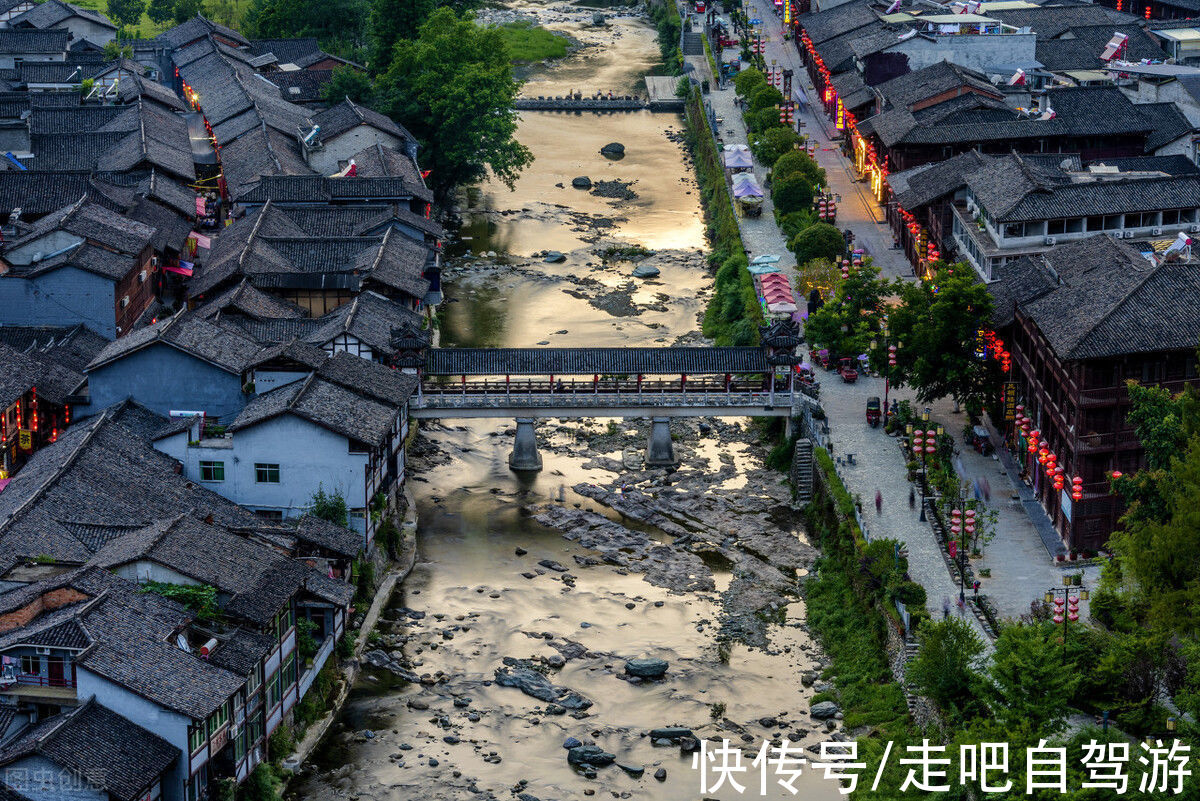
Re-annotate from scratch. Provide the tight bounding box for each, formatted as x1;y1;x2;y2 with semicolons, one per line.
791;438;814;504
682;31;704;56
901;636;921;713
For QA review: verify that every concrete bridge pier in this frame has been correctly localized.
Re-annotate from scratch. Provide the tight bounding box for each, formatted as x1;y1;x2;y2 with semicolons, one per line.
646;416;678;468
509;418;543;472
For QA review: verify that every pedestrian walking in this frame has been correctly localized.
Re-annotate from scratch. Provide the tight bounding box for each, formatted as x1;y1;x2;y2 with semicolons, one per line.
981;476;992;503
908;487;915;508
874;490;882;515
942;597;951;619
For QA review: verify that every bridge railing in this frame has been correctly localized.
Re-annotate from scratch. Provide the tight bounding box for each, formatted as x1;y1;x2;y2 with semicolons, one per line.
420;377;794;396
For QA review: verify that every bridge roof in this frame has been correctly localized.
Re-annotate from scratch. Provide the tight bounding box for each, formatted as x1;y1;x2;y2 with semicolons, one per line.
424;347;770;376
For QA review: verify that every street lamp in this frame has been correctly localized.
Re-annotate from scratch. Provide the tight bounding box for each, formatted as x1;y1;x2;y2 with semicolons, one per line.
911;415;936;522
1045;579;1088;659
949;481;972;602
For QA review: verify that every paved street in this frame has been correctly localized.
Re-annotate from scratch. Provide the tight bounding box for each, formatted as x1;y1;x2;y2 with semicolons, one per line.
690;1;1098;631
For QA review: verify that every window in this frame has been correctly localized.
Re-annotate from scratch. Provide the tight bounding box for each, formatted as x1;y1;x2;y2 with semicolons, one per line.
1003;222;1027;238
234;727;247;762
199;461;225;482
278;605;294;636
348;439;369;454
1163;209;1182;226
282;653;297;688
246;664;262;695
208;701;229;733
266;671;281;709
254;509;283;521
188;724;206;754
19;655;38;675
254;463;280;484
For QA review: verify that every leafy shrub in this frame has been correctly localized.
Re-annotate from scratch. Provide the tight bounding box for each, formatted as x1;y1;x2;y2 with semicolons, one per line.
733;66;766;96
748;84;783;112
752;126;798;166
791;222;845;265
771;175;814;216
310;485;349;528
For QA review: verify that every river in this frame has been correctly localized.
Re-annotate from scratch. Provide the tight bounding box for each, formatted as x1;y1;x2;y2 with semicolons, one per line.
291;4;839;800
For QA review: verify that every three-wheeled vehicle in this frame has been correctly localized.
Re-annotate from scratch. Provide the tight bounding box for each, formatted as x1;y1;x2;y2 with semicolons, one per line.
813;348;833;370
838;357;859;383
970;425;993;456
866;396;881;427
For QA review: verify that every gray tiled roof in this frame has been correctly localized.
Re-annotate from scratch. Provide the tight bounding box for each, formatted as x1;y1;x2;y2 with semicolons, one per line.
0;698;177;801
350;142;427;188
294;513;361;557
801;0;880;45
87;309;265;373
8;0;114;30
6;197;153;266
0;410;276;568
316;349;418;406
248;37;328;68
237;172;433;205
425;347;771;375
314;98;413;144
190;202;435;299
88;514;313;627
272;67;333;103
986;3;1138;38
207;627;274;676
890;150;994;211
1035;24;1167;72
156;14;248;49
988;234;1200;359
0;341;85;407
0;29;69;54
304;290;424;352
968;153;1200;223
196;280;308;322
229;371;397;445
0;325;107;374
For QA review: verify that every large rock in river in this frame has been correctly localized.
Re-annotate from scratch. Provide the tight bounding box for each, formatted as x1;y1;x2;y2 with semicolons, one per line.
568;745;616;766
624;658;669;679
600;142;625;156
632;263;660;279
572;176;592;189
544;251;567;264
494;667;593;709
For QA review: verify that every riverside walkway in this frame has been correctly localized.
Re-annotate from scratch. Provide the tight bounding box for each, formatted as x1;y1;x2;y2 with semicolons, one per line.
681;1;1087;642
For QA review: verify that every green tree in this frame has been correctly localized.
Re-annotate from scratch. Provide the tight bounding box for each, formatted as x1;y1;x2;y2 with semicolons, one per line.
905;617;985;721
321;65;375;105
375;8;532;199
146;0;173;24
245;0;368;56
984;622;1081;734
106;0;146;29
733;66;765;97
748;83;782;112
368;0;435;73
780;209;816;240
748;106;784;133
770;174;812;216
880;264;998;408
802;260;889;358
171;0;203;23
102;41;135;60
773;149;825;190
751;125;796;165
790;221;843;265
310;486;349;528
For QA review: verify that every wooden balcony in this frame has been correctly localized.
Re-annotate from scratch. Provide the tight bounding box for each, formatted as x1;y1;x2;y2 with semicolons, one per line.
1079;378;1198;408
1075;430;1143;454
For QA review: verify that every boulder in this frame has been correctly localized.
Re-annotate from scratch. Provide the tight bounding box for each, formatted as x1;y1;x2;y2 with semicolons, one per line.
592;11;606;24
572;176;593;189
494;667;593;710
649;726;692;741
563;737;582;749
568;745;616;766
544;251;567;264
600;142;626;156
810;701;840;719
617;763;644;777
624;658;669;679
632;264;660;279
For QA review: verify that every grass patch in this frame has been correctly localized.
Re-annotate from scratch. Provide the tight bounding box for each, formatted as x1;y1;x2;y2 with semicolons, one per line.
495;20;569;63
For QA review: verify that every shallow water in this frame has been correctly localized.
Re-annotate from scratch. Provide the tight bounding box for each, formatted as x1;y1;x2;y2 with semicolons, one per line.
292;4;838;799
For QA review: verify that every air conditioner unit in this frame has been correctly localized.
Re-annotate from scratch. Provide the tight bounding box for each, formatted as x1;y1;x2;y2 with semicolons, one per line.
151;255;160;267
1152;227;1163;236
1043;236;1056;246
35;647;50;656
1190;224;1200;233
138;269;147;283
120;295;130;308
1122;230;1135;239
